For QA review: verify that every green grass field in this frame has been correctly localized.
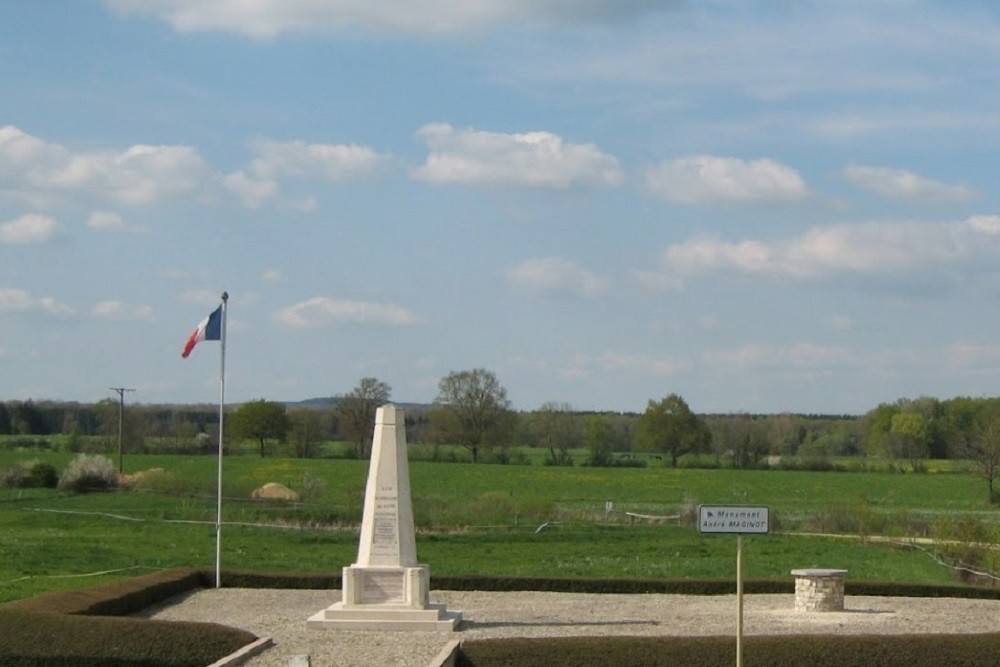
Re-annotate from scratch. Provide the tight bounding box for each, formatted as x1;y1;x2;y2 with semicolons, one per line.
0;449;995;604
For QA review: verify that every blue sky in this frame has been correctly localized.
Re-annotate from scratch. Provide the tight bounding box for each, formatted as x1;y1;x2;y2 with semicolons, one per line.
3;1;1000;415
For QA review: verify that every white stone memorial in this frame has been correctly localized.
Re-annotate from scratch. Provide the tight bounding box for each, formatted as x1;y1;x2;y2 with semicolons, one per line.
308;404;461;631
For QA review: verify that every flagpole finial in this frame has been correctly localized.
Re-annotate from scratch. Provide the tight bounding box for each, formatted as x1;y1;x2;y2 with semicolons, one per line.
221;291;229;302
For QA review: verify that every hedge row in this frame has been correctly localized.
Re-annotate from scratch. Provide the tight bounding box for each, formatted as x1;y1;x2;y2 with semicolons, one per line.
2;569;998;666
0;568;255;667
0;610;256;667
1;568;204;616
215;570;1000;600
458;634;1000;667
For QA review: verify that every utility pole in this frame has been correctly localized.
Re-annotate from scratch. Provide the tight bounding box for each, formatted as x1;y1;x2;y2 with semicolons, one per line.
109;387;135;474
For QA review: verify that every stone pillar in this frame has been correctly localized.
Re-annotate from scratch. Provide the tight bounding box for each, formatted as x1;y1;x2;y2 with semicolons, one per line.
308;405;461;631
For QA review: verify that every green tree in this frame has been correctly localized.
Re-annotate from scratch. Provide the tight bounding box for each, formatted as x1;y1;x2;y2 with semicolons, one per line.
93;398;145;457
941;397;987;460
336;377;391;459
709;414;767;469
768;413;806;456
230;399;290;457
889;411;930;472
530;401;581;466
861;402;899;457
432;368;513;463
287;408;329;459
10;400;46;435
0;403;11;435
964;412;1000;503
903;396;946;458
583;415;614;466
635;394;711;467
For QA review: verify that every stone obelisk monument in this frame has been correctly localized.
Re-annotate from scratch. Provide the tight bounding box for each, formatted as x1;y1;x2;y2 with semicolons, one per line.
308;404;461;631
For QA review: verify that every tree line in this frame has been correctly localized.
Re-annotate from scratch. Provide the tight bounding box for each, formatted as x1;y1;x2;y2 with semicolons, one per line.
3;374;999;483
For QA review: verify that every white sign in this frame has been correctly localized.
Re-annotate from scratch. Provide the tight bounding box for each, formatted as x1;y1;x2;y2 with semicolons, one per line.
698;505;769;534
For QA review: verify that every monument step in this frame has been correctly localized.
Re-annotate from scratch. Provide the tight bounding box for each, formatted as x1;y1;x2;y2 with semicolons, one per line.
306;606;461;632
317;602;452;622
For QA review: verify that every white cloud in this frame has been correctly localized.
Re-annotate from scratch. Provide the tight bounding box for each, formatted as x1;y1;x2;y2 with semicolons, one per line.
0;125;63;173
41;144;208;205
644;155;807;204
413;123;623;188
595;352;688;376
0;214;60;244
948;343;1000;369
261;269;286;284
104;0;662;37
275;297;417;328
38;297;76;316
809;110;995;141
560;351;690;379
0;288;33;311
631;268;684;292
967;215;1000;235
224;138;392;208
91;300;155;321
828;315;854;331
249;139;392;182
87;211;123;231
659;215;1000;280
221;171;278;209
703;343;855;369
843;165;977;203
511;3;1000;134
0;125;209;206
0;288;74;316
87;210;148;234
506;257;607;297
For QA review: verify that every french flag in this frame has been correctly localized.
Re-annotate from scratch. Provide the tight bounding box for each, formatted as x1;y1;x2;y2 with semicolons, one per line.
181;305;223;358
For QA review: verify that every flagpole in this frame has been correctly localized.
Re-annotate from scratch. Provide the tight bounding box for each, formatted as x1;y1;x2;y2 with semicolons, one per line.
215;291;228;588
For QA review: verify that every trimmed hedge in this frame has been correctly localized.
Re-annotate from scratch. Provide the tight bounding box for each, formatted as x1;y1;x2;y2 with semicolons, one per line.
0;610;256;667
3;569;999;666
212;568;341;590
220;571;1000;600
0;568;256;667
458;634;1000;667
1;568;204;616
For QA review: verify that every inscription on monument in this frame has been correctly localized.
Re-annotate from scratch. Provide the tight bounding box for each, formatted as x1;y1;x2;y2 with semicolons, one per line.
371;489;399;562
361;570;405;604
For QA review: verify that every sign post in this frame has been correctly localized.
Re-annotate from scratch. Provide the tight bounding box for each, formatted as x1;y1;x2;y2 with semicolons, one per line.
698;505;770;667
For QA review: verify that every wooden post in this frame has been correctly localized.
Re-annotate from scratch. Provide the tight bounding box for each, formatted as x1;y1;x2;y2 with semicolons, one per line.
736;534;744;667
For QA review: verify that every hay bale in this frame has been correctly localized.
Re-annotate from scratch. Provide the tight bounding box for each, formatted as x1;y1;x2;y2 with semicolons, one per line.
251;482;299;501
118;468;166;488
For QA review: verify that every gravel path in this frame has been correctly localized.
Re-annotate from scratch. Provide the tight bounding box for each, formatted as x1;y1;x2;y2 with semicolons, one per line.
141;589;1000;667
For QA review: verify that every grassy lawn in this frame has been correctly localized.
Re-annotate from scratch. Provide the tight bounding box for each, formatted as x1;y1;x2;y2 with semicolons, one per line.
0;450;995;604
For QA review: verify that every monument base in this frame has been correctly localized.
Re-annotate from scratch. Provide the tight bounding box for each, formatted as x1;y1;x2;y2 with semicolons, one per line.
307;565;462;632
307;601;461;631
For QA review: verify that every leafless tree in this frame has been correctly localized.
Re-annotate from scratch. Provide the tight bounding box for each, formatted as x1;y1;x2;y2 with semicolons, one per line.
336;378;391;459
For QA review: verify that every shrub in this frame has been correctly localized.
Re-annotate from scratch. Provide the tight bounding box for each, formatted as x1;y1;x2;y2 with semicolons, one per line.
0;460;58;489
0;437;53;451
0;464;25;489
25;462;58;488
58;454;118;494
457;633;1000;667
